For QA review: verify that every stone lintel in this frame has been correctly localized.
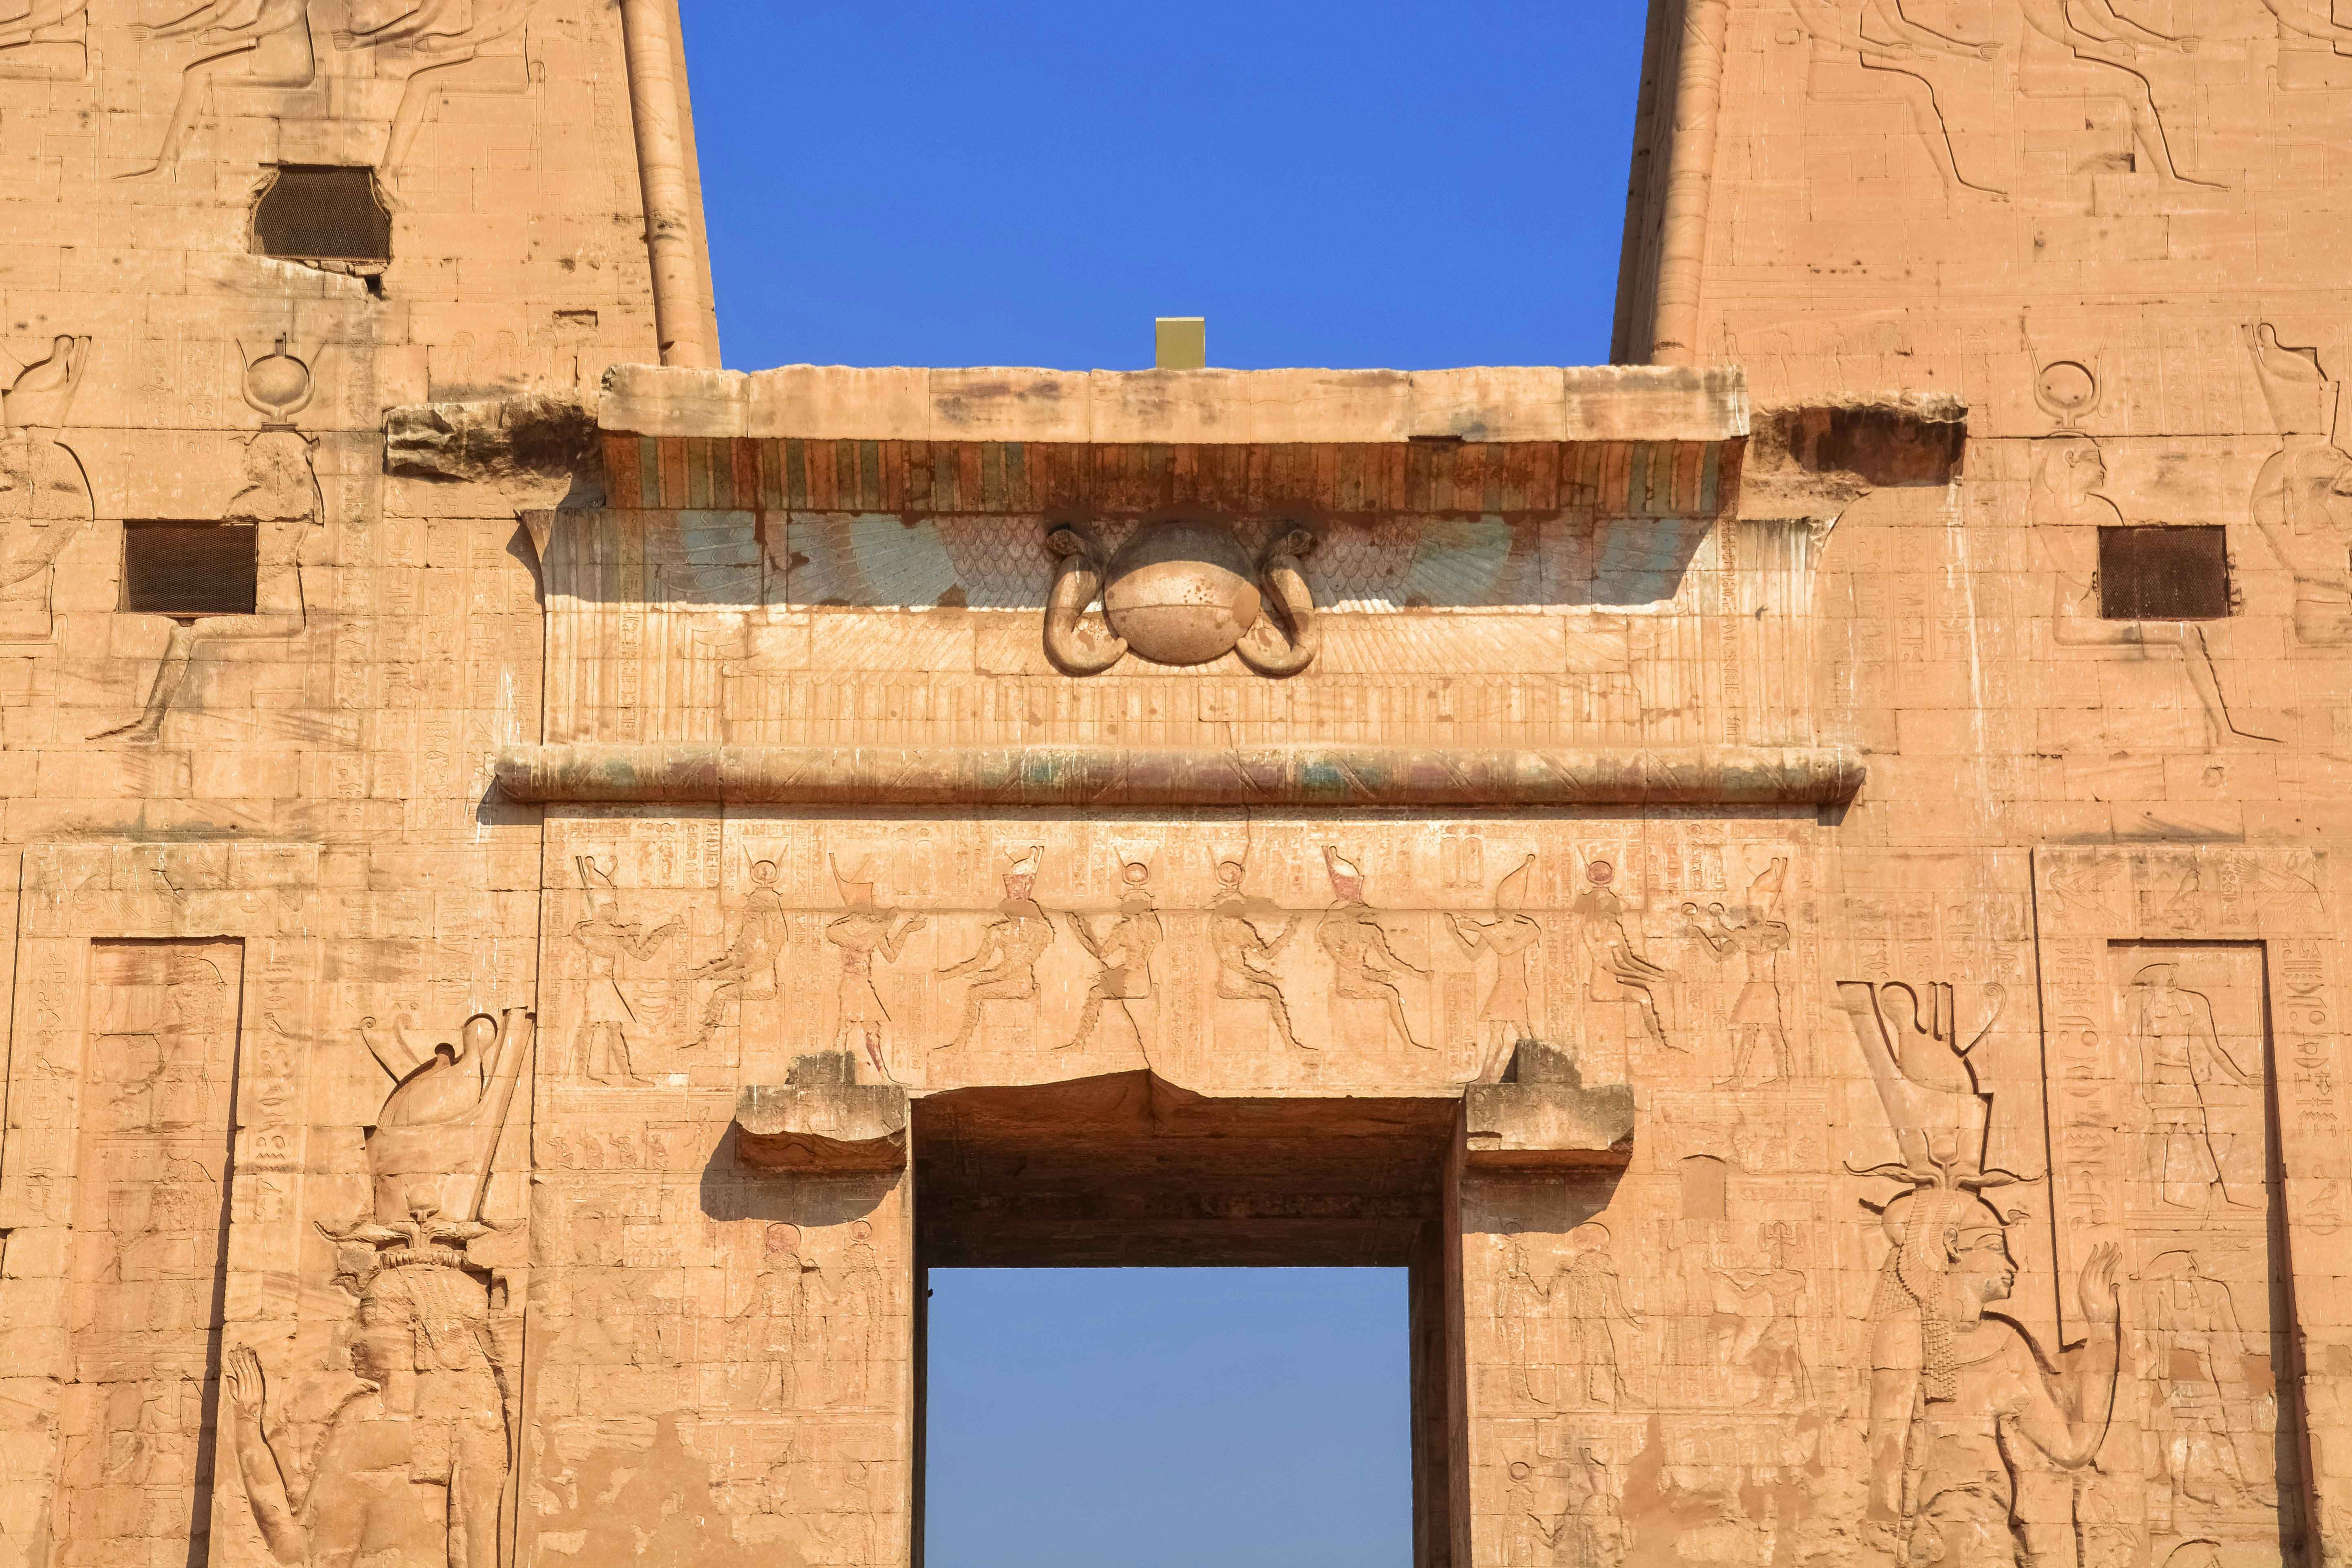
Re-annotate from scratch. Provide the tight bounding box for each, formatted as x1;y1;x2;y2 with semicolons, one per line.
598;361;1749;445
735;1066;908;1173
496;742;1862;808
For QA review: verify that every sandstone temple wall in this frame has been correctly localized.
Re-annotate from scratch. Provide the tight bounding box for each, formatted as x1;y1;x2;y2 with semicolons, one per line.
0;2;2344;1568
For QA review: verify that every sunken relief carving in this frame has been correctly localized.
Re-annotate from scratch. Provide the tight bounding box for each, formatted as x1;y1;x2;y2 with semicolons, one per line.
225;1008;530;1568
1839;978;2123;1568
937;845;1053;1050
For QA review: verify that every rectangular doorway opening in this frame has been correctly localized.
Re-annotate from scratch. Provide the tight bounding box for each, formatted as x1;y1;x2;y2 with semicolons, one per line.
911;1074;1456;1568
923;1268;1411;1568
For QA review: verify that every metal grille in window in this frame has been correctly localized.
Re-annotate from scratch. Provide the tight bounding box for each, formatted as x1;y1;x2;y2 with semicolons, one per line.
122;524;258;616
2098;526;2232;620
253;166;391;263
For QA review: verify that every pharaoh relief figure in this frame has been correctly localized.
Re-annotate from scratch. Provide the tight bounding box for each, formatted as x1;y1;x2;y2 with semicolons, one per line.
1061;849;1163;1053
1571;858;1674;1051
2128;963;2262;1212
825;855;925;1076
2137;1250;2275;1527
1447;854;1544;1080
1684;859;1794;1087
94;338;325;742
333;0;535;190
2248;325;2352;645
2030;360;2273;748
690;855;789;1049
225;1009;532;1568
1318;847;1431;1050
1838;979;2122;1568
938;846;1053;1050
571;855;681;1084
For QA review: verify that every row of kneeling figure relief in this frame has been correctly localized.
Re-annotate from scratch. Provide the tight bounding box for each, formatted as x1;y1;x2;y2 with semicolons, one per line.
560;845;1802;1084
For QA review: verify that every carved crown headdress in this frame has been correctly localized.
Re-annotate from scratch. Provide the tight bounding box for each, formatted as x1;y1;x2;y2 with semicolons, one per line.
1838;979;2031;1401
2250;324;2340;439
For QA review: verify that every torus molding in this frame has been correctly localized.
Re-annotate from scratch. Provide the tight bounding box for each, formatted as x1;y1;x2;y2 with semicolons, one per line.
492;742;1864;808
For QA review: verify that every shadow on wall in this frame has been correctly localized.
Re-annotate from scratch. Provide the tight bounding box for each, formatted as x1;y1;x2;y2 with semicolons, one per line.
537;508;1719;614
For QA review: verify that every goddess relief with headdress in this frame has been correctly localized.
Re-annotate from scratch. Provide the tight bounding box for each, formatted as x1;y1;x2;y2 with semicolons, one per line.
222;1007;532;1568
1837;981;2121;1568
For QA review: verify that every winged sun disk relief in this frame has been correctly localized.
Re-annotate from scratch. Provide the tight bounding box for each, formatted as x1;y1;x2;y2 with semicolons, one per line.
1042;521;1322;677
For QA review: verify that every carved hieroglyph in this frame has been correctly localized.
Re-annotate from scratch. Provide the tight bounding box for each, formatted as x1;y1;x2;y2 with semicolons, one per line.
16;0;2352;1555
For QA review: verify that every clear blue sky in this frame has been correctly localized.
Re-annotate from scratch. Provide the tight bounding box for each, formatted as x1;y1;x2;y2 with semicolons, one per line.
926;1270;1412;1568
682;1;1651;374
676;5;1652;1563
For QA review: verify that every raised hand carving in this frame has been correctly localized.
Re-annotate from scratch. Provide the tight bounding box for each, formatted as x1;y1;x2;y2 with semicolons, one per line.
1234;526;1321;676
1041;526;1126;674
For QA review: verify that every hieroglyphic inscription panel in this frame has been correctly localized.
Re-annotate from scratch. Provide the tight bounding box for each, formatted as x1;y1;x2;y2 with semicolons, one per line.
2036;847;2343;1567
63;940;243;1568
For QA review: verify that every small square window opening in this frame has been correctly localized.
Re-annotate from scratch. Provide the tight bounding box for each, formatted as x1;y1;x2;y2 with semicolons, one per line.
2098;525;2232;621
122;523;258;616
253;166;391;265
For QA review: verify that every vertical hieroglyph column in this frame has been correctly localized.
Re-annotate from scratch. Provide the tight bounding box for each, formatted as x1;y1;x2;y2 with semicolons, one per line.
1442;1055;1636;1568
617;0;715;369
0;938;245;1568
2034;848;2351;1568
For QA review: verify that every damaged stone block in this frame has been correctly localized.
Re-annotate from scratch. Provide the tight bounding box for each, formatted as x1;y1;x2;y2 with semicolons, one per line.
734;1053;908;1172
1462;1041;1635;1169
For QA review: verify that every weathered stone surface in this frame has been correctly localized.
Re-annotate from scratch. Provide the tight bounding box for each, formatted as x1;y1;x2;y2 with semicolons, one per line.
1461;1042;1637;1169
7;2;2349;1566
736;1060;910;1172
494;741;1866;807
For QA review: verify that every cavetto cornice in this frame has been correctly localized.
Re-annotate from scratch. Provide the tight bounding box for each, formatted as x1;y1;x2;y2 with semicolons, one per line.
596;362;1749;446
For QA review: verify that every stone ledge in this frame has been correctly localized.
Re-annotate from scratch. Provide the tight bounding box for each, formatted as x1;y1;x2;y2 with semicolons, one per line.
495;742;1862;808
1462;1042;1636;1170
735;1060;908;1173
599;362;1750;446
